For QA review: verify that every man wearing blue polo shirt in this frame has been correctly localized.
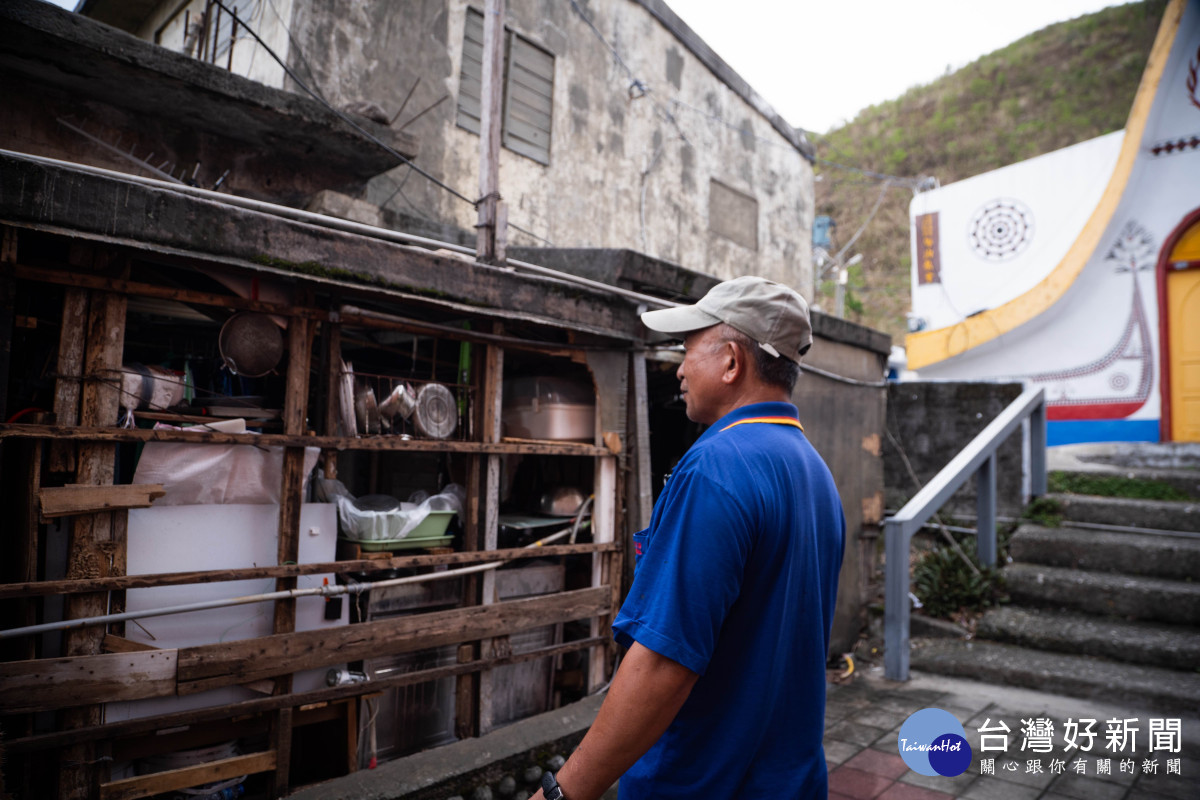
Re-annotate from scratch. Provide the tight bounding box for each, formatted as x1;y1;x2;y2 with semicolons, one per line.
535;277;846;800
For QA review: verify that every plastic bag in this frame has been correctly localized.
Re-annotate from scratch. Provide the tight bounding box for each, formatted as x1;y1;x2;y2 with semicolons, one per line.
335;484;464;542
133;420;320;505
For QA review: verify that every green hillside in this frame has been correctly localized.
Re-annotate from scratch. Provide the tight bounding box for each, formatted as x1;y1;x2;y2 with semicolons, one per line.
813;0;1168;342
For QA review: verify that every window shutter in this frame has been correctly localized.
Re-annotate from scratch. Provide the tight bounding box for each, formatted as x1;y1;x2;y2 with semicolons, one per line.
502;33;554;165
456;7;484;134
457;8;554;164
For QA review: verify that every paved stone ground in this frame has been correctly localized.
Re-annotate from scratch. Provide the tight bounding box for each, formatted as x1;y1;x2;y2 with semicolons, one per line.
286;666;1200;799
826;667;1200;800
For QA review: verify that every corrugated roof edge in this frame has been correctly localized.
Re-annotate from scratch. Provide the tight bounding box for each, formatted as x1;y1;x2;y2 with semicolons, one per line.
633;0;816;162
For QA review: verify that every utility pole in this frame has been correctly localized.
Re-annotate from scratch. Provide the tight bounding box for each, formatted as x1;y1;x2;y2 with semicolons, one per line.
833;253;863;318
476;0;507;264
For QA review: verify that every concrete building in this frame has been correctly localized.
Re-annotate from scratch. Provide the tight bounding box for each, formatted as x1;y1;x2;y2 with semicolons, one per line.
79;0;819;292
1;3;890;798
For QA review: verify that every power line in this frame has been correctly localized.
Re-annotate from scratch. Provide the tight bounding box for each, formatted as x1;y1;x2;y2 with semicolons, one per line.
210;0;477;207
217;0;557;249
833;179;895;262
816;157;930;190
566;0;689;145
262;0;327;104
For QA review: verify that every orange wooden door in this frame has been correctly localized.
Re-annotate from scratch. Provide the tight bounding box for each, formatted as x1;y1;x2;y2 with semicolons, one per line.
1167;222;1200;441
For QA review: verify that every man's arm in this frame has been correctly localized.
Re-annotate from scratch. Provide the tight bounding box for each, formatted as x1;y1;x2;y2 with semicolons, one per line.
532;641;699;800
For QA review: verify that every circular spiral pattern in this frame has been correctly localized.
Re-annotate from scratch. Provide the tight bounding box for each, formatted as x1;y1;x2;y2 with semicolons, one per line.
1110;373;1131;391
968;198;1034;261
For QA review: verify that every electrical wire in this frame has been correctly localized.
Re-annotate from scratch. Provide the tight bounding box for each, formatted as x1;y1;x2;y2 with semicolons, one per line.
832;179;895;263
209;0;477;207
800;363;887;388
5;149;675;310
220;0;556;249
262;0;327;103
816;157;928;189
0;524;588;640
566;0;690;146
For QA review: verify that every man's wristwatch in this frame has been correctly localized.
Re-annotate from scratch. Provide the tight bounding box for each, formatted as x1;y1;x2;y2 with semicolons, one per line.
541;770;565;800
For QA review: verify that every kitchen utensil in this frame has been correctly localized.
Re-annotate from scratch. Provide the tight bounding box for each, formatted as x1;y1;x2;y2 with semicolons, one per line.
354;381;380;434
538;486;586;516
218;311;284;377
413;383;457;439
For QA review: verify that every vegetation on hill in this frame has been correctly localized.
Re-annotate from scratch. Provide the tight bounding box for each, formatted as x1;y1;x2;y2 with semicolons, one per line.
811;0;1168;342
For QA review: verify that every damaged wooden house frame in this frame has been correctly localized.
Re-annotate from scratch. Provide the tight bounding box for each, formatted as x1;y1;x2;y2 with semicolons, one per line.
0;149;656;799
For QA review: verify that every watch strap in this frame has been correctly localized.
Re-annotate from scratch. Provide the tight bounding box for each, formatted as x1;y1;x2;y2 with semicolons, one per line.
541;770;565;800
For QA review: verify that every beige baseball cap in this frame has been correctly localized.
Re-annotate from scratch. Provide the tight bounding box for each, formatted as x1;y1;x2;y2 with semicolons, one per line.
640;276;812;362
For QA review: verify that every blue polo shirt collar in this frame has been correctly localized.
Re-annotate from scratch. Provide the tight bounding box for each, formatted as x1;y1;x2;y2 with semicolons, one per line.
696;401;801;445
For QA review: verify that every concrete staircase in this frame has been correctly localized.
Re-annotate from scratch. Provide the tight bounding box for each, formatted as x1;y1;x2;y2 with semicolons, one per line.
910;453;1200;713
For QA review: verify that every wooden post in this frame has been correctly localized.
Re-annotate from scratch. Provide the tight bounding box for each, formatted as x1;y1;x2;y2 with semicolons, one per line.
456;339;484;739
269;305;313;796
60;258;127;800
475;0;506;264
49;287;89;474
589;456;617;692
7;436;42;664
477;328;503;734
322;320;341;477
0;227;16;424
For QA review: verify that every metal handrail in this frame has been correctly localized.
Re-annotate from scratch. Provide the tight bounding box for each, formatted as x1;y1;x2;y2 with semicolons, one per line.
884;385;1047;680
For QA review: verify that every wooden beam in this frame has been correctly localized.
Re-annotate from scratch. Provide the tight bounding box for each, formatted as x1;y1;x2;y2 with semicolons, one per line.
8;265;628;355
269;304;313;798
48;287;88;473
39;484;165;519
0;649;177;714
7;637;607;754
0;423;610;456
101;635;157;653
323;319;342;473
176;587;609;694
99;751;275;800
272;434;310;634
0;230;15;423
0;589;608;713
270;708;293;796
64;287;127;651
590;456;619;692
478;329;504;734
6;264;322;321
6;436;42;661
60;263;128;800
0;541;617;598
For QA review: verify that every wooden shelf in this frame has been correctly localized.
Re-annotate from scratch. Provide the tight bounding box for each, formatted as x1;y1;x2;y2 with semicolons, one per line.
0;423;612;456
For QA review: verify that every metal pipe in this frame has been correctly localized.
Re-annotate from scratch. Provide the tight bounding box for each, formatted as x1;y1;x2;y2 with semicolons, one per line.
883;386;1047;681
0;149;675;310
0;527;578;640
883;519;910;683
976;452;997;567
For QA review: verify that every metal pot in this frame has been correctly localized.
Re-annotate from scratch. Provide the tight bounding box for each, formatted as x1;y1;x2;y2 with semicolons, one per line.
218;312;284;377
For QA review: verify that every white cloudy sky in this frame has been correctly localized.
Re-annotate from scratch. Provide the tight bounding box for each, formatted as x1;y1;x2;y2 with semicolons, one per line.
668;0;1130;133
42;0;1128;133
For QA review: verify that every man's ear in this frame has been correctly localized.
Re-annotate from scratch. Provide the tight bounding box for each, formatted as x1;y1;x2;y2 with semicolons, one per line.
721;340;744;385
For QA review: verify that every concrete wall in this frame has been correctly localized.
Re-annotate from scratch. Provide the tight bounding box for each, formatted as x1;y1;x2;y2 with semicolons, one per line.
884;381;1026;519
801;315;891;655
287;0;815;290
